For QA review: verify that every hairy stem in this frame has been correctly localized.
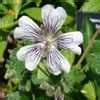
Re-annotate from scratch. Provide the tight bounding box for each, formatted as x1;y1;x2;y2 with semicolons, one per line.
76;29;100;66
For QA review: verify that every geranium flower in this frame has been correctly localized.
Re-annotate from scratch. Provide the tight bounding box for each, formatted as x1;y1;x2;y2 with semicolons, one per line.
14;4;83;75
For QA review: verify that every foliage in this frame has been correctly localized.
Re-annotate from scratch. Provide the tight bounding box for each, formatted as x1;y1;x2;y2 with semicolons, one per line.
0;0;100;100
81;0;100;12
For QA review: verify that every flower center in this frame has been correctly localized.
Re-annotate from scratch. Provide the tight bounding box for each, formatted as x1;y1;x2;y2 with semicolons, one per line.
46;36;54;44
42;35;56;50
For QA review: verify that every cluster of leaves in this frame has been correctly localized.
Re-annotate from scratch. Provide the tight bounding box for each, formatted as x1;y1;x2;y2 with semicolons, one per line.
0;0;100;100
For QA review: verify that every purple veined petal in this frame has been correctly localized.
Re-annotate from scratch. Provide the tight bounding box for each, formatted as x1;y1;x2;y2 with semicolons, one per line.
19;16;41;34
42;5;67;33
47;46;70;75
14;27;43;42
17;45;34;61
42;4;54;28
14;16;43;41
57;31;83;45
17;43;44;71
57;31;83;55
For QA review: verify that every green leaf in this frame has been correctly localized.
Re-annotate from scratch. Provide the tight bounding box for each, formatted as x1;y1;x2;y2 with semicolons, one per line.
0;40;6;60
6;92;20;100
90;40;100;53
0;15;15;29
25;80;31;92
62;67;85;93
86;39;100;75
87;53;100;75
62;16;75;32
6;91;31;100
94;81;100;100
3;0;22;18
63;16;74;26
58;1;76;16
59;0;75;7
65;0;75;7
20;94;31;100
3;0;19;4
23;7;41;22
61;49;75;65
0;4;7;14
81;81;96;100
12;2;22;18
31;62;49;85
35;94;51;100
34;0;42;7
81;16;95;48
81;0;100;12
6;48;25;80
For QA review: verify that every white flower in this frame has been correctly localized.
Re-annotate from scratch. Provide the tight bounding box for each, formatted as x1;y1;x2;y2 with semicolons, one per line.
14;4;83;75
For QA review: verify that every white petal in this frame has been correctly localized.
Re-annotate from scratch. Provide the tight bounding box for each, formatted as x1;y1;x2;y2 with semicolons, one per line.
58;31;83;45
17;43;44;71
67;45;82;55
14;27;42;42
47;46;70;75
19;16;41;33
42;4;54;25
17;45;34;61
25;45;44;71
57;31;83;55
96;24;100;29
14;16;42;41
42;5;67;33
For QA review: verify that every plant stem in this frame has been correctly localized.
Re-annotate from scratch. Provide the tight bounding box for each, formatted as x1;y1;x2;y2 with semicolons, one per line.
76;29;100;66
